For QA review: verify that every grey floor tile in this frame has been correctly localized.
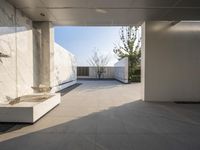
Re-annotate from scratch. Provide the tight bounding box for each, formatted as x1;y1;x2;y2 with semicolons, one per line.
130;133;192;150
0;133;96;150
2;81;200;150
95;134;133;150
97;114;126;134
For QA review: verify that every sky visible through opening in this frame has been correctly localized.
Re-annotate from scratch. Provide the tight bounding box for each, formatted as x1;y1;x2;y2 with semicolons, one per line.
54;26;123;66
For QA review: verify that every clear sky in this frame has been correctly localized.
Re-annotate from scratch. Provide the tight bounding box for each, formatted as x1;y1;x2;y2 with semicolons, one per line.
54;26;122;66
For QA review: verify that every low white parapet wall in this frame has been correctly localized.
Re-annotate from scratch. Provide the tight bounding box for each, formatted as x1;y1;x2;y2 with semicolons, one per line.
53;43;77;92
114;57;129;83
77;67;114;79
77;57;128;83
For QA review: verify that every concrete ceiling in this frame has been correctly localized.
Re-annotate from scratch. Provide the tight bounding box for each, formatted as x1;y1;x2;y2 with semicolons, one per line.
7;0;200;26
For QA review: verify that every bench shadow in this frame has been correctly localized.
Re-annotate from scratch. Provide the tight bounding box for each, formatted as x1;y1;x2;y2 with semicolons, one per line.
59;83;82;96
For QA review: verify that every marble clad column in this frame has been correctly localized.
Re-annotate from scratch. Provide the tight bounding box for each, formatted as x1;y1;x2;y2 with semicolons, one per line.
33;22;54;93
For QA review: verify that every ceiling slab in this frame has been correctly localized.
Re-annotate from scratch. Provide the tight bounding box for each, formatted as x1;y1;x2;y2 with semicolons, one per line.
7;0;200;26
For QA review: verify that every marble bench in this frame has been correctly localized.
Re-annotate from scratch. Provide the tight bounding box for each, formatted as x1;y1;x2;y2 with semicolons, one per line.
0;93;60;123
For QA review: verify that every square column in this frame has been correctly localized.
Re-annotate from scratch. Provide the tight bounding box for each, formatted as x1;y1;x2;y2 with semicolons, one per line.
33;22;54;92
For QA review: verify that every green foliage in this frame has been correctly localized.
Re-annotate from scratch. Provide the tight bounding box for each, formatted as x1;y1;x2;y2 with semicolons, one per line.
113;26;141;82
129;69;141;82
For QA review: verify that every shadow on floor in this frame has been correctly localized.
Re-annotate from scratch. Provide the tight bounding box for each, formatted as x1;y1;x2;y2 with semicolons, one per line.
1;100;200;150
0;123;30;134
59;83;82;96
0;123;17;133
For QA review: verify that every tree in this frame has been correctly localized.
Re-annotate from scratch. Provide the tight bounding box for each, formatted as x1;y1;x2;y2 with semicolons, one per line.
88;49;110;79
113;26;141;82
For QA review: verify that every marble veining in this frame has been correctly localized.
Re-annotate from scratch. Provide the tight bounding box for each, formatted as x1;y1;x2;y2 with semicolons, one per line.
54;43;77;87
0;0;34;103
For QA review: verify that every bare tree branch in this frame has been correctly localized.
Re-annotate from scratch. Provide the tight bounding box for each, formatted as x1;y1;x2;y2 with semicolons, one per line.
88;49;110;79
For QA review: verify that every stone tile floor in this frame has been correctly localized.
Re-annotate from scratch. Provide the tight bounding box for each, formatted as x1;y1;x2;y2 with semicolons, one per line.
0;80;200;150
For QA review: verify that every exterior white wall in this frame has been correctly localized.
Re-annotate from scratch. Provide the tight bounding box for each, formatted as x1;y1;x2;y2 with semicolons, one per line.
0;0;77;102
89;67;114;79
114;57;129;83
78;58;129;83
0;0;34;103
53;43;77;92
78;67;115;79
142;21;200;101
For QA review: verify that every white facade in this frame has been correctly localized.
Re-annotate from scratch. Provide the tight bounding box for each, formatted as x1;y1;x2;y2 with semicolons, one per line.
53;43;77;92
114;57;129;83
78;67;115;79
78;58;129;83
0;0;77;104
0;0;34;103
142;21;200;101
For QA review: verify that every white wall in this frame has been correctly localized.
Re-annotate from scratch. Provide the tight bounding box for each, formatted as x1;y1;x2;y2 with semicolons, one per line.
0;0;77;102
114;57;129;83
142;21;200;101
53;43;77;92
89;67;114;79
77;58;129;83
0;0;34;103
78;67;115;79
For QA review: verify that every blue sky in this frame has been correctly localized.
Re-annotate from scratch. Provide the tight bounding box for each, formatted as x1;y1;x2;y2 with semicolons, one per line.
54;26;122;66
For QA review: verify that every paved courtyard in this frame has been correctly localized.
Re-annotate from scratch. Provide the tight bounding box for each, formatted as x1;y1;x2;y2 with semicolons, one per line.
0;80;200;150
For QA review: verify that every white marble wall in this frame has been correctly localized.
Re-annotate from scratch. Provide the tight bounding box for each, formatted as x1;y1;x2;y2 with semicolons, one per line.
0;0;77;102
53;43;77;91
0;0;34;103
16;10;33;97
114;57;129;83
